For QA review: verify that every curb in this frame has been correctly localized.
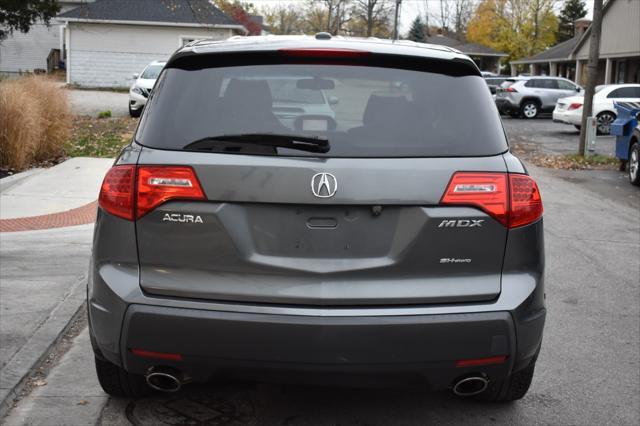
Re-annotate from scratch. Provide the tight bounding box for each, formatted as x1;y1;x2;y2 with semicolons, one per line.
0;168;43;193
0;276;87;419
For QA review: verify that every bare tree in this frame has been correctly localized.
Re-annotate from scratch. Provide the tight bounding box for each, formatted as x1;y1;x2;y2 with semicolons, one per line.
261;3;305;35
428;0;475;38
352;0;393;37
578;0;603;156
307;0;352;35
438;0;450;32
451;0;474;40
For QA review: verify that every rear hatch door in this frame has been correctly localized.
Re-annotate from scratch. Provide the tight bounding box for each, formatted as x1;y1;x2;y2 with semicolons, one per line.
134;51;510;306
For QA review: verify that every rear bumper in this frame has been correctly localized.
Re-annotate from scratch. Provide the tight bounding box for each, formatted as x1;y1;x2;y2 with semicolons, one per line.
89;269;545;389
552;109;580;125
88;215;546;390
495;98;519;114
118;305;536;388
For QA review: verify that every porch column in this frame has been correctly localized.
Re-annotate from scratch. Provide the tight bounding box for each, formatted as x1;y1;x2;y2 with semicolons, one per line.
496;57;501;75
549;62;558;76
575;60;582;84
604;58;613;84
529;64;534;75
65;24;71;85
510;63;517;76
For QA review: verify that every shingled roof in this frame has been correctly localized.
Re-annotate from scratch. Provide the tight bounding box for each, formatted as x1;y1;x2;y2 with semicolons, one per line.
58;0;243;29
425;35;507;57
510;36;581;64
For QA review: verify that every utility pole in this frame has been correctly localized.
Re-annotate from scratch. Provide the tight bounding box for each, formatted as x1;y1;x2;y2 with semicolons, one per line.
578;0;603;156
393;0;402;40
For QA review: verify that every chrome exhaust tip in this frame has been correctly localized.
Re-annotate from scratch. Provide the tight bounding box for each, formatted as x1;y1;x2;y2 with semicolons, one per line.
452;376;489;397
145;368;182;393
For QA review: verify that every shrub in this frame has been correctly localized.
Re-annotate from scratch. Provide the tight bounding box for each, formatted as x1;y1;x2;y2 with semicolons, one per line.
0;83;40;170
98;110;112;118
0;76;70;171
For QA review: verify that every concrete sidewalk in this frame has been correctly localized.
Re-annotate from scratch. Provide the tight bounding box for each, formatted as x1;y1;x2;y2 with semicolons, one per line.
1;157;113;220
0;158;112;416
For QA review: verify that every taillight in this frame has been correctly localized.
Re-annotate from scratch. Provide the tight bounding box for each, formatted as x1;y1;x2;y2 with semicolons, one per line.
508;174;543;228
136;166;205;218
98;165;205;220
568;102;583;110
505;87;518;93
441;173;509;226
98;165;135;220
441;172;542;228
279;48;370;58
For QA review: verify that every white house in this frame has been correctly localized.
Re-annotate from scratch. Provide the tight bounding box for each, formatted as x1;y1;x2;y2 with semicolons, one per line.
0;1;85;74
571;0;640;85
510;0;640;85
56;0;248;88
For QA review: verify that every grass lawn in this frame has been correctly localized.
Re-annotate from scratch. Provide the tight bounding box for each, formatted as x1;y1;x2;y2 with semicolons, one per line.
66;116;138;158
527;152;620;170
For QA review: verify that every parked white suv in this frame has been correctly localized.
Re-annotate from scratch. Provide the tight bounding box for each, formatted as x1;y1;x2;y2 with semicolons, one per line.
553;84;640;134
495;77;582;119
129;61;166;117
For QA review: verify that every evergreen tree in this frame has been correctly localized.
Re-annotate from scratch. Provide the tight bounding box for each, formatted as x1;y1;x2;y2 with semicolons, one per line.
557;0;587;42
407;16;426;42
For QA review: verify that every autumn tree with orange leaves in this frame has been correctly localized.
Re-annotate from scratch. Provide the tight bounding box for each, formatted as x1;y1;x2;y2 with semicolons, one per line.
467;0;558;64
213;0;262;35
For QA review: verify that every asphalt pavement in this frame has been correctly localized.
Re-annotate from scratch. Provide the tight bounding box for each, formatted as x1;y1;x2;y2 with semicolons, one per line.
67;89;129;118
502;115;617;157
1;119;639;425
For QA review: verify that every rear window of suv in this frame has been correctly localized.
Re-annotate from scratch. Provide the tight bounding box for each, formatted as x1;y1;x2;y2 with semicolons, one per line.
136;60;508;157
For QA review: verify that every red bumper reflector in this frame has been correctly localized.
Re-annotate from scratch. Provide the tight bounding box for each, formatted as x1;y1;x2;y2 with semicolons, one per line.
456;355;507;368
131;348;183;361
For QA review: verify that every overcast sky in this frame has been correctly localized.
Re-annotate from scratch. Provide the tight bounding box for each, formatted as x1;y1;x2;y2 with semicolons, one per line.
247;0;595;35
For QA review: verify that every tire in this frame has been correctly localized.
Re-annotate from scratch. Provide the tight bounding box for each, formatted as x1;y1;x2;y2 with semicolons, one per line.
520;101;539;119
94;356;150;398
596;111;616;135
129;104;142;118
629;142;640;186
476;357;537;402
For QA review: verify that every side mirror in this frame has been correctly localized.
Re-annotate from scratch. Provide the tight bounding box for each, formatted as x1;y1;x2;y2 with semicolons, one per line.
132;73;139;79
328;96;339;105
575;86;581;91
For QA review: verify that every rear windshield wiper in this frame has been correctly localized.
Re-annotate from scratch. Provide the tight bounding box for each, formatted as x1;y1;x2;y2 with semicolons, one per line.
183;133;330;154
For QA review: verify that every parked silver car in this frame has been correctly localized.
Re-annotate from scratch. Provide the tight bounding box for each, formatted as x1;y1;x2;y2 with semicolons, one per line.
496;77;582;119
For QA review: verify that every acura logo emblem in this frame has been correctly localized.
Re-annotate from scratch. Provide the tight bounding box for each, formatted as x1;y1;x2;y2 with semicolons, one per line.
311;173;337;198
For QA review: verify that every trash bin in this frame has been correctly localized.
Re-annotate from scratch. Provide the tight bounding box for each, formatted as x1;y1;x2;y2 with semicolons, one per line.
611;101;640;161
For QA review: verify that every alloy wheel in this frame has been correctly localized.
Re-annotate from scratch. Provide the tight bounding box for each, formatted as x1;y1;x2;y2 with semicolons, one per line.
630;148;639;182
597;113;615;134
523;103;537;118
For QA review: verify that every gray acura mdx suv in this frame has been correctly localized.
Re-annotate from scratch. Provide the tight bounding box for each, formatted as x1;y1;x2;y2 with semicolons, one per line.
90;35;545;402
